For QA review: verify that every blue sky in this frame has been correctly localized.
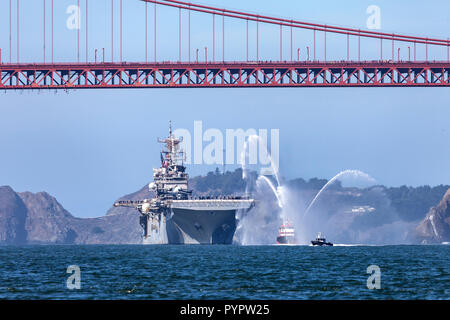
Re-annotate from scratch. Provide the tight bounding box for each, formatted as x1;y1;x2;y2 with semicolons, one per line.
1;0;450;217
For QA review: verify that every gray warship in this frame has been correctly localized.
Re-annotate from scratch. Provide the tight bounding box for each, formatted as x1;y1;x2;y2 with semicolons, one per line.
114;124;255;244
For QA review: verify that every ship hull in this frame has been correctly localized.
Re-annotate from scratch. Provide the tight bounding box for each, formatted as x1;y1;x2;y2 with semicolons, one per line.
276;236;296;245
311;240;333;246
166;208;237;244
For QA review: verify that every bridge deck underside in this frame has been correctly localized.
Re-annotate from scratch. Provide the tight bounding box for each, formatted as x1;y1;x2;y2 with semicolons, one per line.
1;62;450;89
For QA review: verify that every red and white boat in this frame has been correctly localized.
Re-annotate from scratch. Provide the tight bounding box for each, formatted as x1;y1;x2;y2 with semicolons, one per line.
276;221;296;244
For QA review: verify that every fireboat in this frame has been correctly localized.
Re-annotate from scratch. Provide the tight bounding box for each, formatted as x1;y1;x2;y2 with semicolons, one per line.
276;221;296;245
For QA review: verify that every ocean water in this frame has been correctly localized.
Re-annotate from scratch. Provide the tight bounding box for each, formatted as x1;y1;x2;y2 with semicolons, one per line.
0;245;448;300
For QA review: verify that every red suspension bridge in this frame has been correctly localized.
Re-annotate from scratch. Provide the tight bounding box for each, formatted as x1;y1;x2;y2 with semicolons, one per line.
1;0;450;90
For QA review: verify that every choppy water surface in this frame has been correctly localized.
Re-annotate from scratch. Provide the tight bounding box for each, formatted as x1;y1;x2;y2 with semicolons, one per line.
0;245;448;299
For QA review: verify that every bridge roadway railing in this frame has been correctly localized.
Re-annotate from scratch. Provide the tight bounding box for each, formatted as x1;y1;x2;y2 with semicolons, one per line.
1;60;449;89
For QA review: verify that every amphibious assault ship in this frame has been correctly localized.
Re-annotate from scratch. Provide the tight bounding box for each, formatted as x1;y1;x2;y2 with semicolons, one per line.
114;124;255;244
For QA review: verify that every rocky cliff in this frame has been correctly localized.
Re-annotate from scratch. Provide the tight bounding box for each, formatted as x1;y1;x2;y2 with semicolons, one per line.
0;186;28;244
19;191;77;244
415;189;450;243
0;186;143;245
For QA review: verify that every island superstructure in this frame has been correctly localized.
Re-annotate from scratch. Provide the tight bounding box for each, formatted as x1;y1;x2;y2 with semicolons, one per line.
114;124;255;244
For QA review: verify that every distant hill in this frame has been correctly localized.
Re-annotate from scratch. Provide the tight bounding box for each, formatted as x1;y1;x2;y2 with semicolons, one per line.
0;169;449;244
0;186;27;245
415;189;450;243
189;168;449;223
0;186;142;245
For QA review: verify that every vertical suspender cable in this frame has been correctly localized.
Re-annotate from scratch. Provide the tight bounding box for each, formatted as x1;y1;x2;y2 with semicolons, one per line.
112;0;114;62
392;35;394;61
223;13;225;62
86;0;88;63
348;33;351;61
246;19;248;62
290;25;293;62
280;25;282;61
52;0;54;63
17;0;19;63
313;29;316;61
447;39;449;63
120;0;122;62
179;8;181;62
77;0;80;62
188;6;190;62
43;0;46;63
9;0;12;63
380;37;382;60
213;14;215;62
145;2;147;62
358;30;360;62
256;18;258;61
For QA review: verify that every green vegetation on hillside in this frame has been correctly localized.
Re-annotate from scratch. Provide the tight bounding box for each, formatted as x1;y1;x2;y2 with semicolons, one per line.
189;168;449;222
